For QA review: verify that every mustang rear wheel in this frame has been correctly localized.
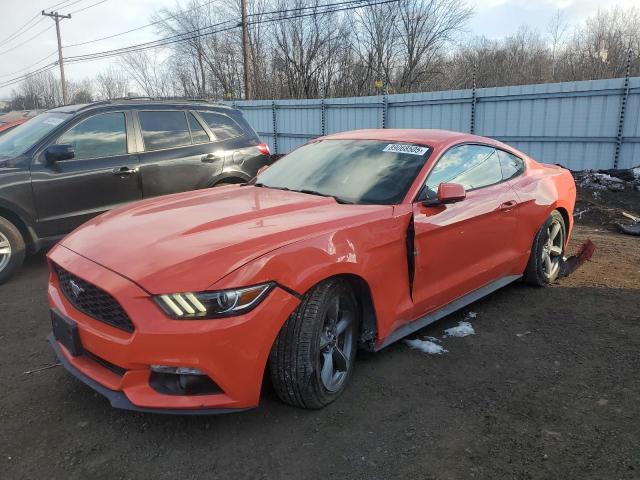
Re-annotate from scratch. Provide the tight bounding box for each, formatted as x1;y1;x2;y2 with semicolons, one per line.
269;278;359;409
524;210;566;286
0;216;25;285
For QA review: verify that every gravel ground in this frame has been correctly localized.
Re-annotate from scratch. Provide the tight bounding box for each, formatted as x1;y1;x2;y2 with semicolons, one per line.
1;225;639;480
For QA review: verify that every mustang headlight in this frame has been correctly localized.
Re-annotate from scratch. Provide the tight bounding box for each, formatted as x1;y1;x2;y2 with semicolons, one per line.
154;283;274;319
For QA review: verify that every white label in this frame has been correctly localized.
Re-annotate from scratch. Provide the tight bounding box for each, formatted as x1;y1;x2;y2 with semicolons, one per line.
43;118;64;126
383;144;428;156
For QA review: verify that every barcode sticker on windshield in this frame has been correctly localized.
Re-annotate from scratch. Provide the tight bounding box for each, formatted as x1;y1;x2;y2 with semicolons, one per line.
43;118;64;126
383;144;428;156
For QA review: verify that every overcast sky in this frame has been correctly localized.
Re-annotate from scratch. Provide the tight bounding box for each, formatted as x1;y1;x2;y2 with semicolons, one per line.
0;0;637;99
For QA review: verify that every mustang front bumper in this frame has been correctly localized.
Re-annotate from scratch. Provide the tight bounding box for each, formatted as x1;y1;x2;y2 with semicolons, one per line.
47;244;300;414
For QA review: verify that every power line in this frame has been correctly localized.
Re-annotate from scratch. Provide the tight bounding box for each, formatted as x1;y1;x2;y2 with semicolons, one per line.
64;0;109;15
63;0;215;48
64;0;389;63
0;63;59;89
1;0;396;89
0;0;84;46
0;24;55;57
0;51;58;79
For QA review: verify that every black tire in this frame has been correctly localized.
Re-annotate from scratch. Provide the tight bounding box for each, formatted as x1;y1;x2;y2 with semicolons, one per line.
0;216;26;285
523;210;566;286
269;278;359;409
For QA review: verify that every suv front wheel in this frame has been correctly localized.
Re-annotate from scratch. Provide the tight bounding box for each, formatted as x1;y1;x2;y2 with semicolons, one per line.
0;216;26;284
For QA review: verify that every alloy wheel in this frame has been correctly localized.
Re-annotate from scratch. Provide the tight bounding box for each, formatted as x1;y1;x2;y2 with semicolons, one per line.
318;294;355;393
0;232;11;272
541;218;564;280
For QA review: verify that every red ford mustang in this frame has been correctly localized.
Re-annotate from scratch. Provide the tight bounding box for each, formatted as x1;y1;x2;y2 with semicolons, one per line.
47;129;576;413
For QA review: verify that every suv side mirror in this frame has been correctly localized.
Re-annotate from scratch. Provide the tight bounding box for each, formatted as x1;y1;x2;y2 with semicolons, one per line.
422;182;466;206
45;144;75;164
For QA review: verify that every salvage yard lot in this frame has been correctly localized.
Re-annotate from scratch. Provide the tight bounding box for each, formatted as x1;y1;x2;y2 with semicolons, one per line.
1;225;639;479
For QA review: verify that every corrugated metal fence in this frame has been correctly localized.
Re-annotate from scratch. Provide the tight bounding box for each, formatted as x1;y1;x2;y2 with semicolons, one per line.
230;77;640;170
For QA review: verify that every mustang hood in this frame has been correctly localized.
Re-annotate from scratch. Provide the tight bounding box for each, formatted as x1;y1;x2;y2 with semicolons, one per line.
60;186;391;293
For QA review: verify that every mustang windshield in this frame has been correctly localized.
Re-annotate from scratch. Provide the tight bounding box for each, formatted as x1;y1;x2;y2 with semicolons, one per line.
255;139;431;205
0;112;70;158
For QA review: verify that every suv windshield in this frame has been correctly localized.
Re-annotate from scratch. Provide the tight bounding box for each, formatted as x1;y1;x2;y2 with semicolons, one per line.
255;139;431;205
0;112;70;158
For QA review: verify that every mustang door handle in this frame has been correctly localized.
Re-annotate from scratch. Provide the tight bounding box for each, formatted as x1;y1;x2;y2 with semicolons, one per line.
112;166;138;176
499;200;517;211
201;154;219;163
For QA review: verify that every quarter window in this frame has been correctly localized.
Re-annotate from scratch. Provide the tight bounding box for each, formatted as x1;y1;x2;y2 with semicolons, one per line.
497;149;525;180
424;144;502;198
139;111;191;151
198;111;244;141
188;113;210;144
56;112;127;160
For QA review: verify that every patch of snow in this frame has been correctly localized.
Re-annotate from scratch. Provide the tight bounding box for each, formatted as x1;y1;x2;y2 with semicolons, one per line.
516;331;531;337
443;321;475;338
466;311;477;319
632;166;640;179
593;173;624;183
404;338;448;354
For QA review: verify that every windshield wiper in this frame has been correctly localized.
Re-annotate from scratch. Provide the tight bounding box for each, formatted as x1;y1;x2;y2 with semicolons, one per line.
297;189;354;204
253;182;292;192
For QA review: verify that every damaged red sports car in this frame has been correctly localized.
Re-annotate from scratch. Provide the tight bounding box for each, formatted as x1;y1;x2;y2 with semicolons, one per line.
47;129;576;413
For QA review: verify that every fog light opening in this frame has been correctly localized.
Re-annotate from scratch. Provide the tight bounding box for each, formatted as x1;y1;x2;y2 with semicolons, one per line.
149;365;223;396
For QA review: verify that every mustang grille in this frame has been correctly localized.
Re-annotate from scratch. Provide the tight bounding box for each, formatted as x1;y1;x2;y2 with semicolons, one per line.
54;265;134;332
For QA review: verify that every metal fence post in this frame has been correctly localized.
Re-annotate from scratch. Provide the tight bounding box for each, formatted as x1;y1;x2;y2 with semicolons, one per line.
614;48;632;169
470;64;477;134
271;100;278;155
321;98;326;136
382;95;388;128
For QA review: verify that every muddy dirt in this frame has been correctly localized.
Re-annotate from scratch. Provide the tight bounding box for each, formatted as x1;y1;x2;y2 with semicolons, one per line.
1;225;639;479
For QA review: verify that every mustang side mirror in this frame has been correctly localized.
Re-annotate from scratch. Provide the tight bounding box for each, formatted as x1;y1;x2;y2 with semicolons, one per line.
422;183;466;206
45;144;75;164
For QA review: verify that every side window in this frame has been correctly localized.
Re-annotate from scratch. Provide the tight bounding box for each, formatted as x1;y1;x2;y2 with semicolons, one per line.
56;112;127;160
188;113;210;144
139;111;191;151
424;144;502;198
497;149;525;180
198;111;244;141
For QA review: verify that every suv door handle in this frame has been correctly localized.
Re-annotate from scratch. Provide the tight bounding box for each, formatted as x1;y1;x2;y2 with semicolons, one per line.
201;153;219;163
112;166;138;176
499;200;517;211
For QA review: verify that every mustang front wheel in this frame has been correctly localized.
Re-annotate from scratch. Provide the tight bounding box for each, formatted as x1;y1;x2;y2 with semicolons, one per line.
269;278;359;409
524;210;566;286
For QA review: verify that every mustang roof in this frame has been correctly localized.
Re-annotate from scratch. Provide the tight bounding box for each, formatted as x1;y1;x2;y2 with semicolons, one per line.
321;129;490;148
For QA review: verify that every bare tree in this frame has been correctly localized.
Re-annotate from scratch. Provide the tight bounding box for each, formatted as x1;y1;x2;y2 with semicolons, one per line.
96;66;129;99
547;9;568;81
395;0;472;91
120;51;175;97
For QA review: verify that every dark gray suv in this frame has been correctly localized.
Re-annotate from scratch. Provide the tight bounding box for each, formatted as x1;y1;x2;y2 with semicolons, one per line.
0;99;270;283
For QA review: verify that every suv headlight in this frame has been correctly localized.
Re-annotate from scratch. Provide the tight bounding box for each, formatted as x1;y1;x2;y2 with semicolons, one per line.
154;283;274;319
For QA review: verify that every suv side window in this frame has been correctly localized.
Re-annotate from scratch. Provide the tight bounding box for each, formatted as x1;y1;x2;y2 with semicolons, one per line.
424;144;502;198
198;111;244;141
188;113;210;144
56;112;127;160
139;111;191;151
497;149;525;180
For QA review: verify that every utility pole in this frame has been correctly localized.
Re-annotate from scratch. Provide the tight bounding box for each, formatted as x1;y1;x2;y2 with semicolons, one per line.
240;0;252;100
42;10;71;105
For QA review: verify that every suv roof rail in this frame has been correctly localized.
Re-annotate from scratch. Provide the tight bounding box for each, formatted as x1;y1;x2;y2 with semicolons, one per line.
70;97;234;113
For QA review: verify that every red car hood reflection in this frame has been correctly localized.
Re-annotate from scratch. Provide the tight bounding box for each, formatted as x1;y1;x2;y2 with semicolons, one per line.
60;186;390;293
